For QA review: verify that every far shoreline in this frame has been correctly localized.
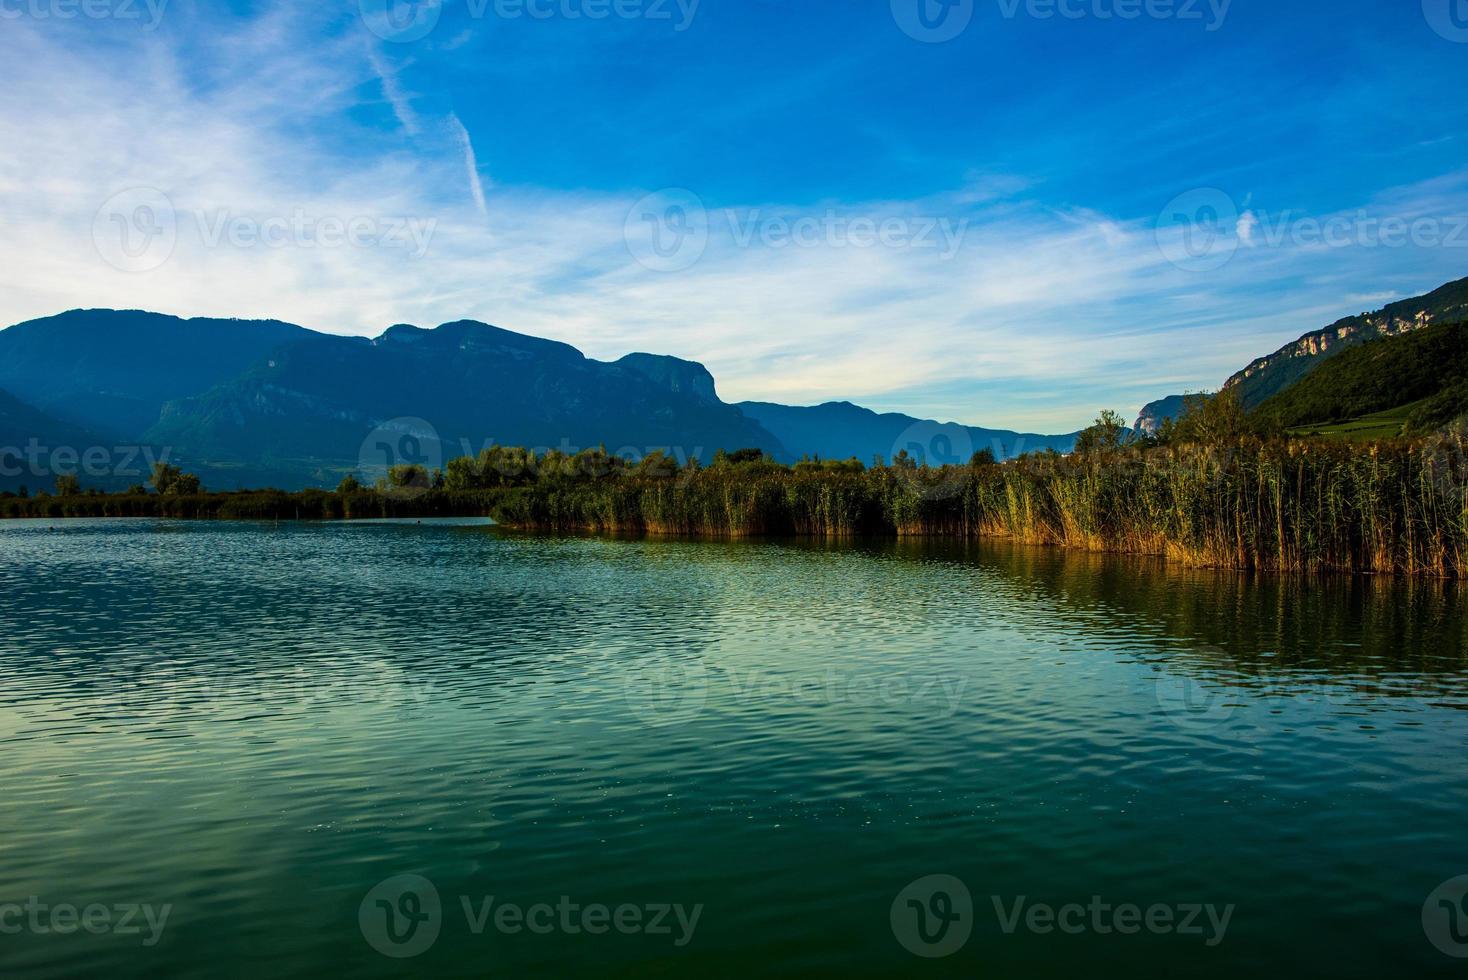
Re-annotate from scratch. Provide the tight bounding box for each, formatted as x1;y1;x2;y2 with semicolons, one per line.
7;431;1468;581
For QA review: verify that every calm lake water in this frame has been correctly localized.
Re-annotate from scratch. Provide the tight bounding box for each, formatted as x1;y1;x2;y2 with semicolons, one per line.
2;518;1467;977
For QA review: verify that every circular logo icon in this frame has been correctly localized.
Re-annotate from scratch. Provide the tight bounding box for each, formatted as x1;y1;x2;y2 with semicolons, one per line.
1156;188;1240;273
624;188;709;273
358;417;442;498
92;187;177;273
891;0;974;43
1153;663;1235;732
625;653;709;727
359;874;442;958
1424;0;1468;43
1425;875;1468;957
891;874;972;958
360;0;443;43
890;419;976;502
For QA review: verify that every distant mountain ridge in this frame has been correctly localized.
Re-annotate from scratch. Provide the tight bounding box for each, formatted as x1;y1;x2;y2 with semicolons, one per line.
0;309;1079;490
140;317;784;485
0;309;313;439
1223;276;1468;408
738;400;1077;465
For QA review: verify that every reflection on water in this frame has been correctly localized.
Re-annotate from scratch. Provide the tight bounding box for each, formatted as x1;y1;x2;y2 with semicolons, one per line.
0;520;1466;978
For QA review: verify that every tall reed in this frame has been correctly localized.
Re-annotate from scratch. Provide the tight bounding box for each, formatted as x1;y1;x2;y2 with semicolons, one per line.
483;437;1468;576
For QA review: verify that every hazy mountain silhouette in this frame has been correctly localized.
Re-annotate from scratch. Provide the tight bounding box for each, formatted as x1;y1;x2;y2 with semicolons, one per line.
737;401;1077;465
0;309;1081;489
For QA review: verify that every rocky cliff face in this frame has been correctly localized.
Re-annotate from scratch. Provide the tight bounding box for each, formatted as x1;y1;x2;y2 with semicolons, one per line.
615;353;720;404
1223;276;1468;408
1133;394;1191;435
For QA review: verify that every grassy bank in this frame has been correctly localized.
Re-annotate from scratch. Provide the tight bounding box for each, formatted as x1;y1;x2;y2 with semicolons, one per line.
7;435;1468;577
484;438;1468;576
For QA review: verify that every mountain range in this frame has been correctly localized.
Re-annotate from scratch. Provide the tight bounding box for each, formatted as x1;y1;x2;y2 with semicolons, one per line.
1251;318;1468;439
0;309;1077;492
1134;275;1468;432
8;275;1465;493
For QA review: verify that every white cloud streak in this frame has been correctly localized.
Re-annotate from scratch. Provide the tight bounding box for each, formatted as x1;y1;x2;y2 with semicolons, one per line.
448;113;488;217
366;45;420;136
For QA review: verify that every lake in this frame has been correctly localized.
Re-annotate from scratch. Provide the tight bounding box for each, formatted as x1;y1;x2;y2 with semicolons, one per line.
1;518;1466;977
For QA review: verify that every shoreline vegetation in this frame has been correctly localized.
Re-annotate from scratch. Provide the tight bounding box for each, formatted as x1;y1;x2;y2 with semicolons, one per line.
6;398;1468;577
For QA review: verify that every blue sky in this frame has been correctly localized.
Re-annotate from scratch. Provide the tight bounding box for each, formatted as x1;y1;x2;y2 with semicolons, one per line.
2;0;1467;430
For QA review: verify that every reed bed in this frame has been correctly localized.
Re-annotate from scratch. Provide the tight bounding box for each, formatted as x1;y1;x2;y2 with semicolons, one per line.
7;436;1466;576
486;438;1468;576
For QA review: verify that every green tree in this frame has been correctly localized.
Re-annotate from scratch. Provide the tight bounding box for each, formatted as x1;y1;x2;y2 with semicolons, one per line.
443;456;482;491
151;462;181;494
151;462;202;495
336;474;363;494
1167;389;1260;446
1074;410;1129;455
970;448;998;466
54;474;80;496
387;464;429;491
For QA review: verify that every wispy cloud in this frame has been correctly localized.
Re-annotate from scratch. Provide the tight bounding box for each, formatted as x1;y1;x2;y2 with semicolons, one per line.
448;113;488;217
366;45;420;136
